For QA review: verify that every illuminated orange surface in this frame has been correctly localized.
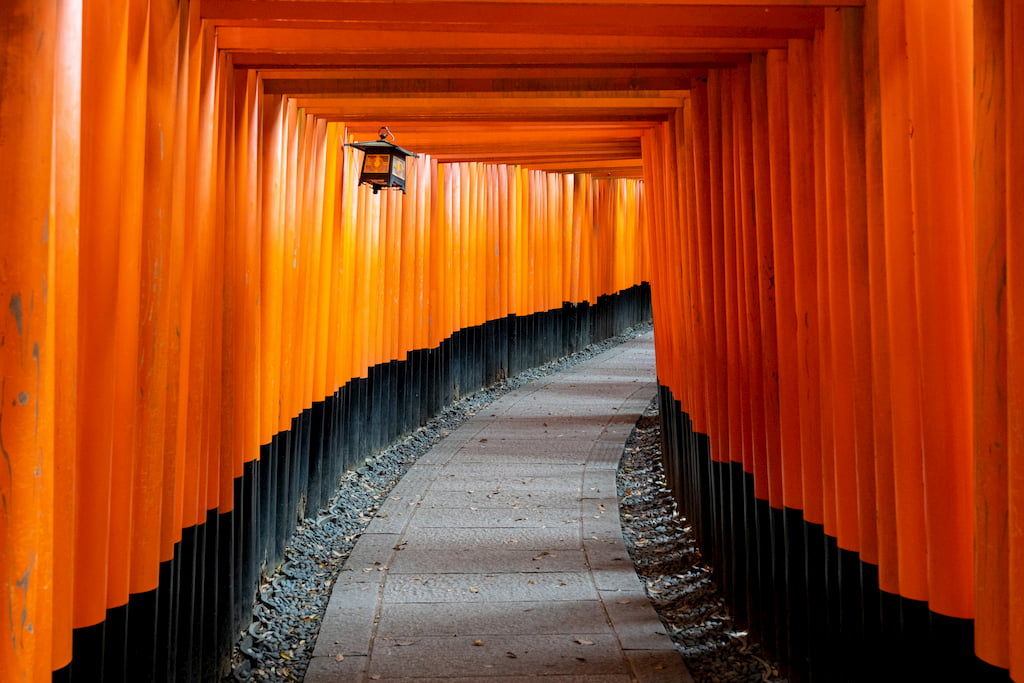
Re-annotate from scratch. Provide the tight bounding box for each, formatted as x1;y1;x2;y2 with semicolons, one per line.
1;1;1023;681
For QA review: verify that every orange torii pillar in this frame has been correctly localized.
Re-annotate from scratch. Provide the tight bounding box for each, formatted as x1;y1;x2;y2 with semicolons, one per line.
0;6;654;678
643;3;1024;681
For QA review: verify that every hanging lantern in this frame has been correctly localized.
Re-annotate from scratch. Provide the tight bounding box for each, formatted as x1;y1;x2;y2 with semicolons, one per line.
345;126;419;194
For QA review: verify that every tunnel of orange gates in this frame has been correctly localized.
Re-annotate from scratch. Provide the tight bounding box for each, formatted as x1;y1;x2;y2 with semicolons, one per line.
1;2;1023;682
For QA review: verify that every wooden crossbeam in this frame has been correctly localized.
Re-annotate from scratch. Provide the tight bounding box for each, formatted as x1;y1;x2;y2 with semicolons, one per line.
203;0;841;172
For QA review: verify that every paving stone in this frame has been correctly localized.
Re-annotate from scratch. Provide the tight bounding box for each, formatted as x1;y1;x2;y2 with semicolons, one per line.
429;475;582;494
472;414;611;431
585;543;643;593
387;548;587;574
579;498;621;524
401;526;580;551
587;441;629;469
389;466;443;498
372;676;630;683
397;463;445;480
323;577;383;611
339;533;401;575
416;489;580;510
446;450;590;466
382;572;597;603
312;603;378;657
364;494;422;534
365;634;628;680
501;405;614;418
444;439;582;453
376;599;611;638
599;590;676;651
581;500;627;540
439;463;586;480
468;428;612;441
304;654;368;682
582;526;625;544
415;442;463;466
625;649;694;683
407;506;579;529
581;469;618;499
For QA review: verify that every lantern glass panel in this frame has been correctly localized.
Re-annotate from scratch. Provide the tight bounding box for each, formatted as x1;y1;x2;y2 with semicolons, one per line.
363;153;391;174
392;156;406;180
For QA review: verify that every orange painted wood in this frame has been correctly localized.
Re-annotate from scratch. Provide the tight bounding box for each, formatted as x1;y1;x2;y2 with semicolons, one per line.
0;4;57;680
973;0;1009;667
822;10;859;552
764;50;798;509
75;0;128;627
811;24;838;540
130;0;179;590
679;105;702;424
212;49;234;511
1004;1;1024;677
876;0;928;602
201;1;825;39
26;1;1024;678
317;122;339;393
690;79;717;438
734;65;758;483
786;38;824;527
260;94;285;444
743;57;768;495
837;7;878;565
906;0;975;619
336;136;359;379
161;1;192;562
215;26;790;53
51;0;83;669
706;73;730;464
861;0;899;595
204;0;857;6
241;71;263;469
720;69;746;474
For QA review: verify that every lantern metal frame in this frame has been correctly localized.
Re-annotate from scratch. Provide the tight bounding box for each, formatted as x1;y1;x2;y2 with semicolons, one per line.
344;126;420;194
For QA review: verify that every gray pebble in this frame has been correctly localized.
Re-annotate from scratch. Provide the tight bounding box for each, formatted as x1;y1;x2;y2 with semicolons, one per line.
617;400;787;683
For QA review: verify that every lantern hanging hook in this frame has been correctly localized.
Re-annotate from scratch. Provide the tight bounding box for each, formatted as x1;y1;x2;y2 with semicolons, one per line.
378;126;395;142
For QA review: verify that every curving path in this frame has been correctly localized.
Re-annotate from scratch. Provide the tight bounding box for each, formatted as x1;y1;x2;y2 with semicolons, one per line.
306;332;691;682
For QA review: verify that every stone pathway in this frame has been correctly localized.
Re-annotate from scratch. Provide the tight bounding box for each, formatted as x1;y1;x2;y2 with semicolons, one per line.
306;332;691;682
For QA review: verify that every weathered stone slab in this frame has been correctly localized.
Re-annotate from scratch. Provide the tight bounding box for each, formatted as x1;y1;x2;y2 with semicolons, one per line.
382;572;597;603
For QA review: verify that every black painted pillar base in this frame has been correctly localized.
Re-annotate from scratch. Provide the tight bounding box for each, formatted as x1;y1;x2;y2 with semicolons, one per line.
54;284;653;682
656;384;1011;683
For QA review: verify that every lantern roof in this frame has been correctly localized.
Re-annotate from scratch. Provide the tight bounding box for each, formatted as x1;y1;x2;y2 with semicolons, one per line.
345;127;419;158
345;138;419;158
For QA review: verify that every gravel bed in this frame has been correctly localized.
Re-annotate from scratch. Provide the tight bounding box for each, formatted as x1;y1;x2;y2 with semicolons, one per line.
224;324;653;682
617;400;787;683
